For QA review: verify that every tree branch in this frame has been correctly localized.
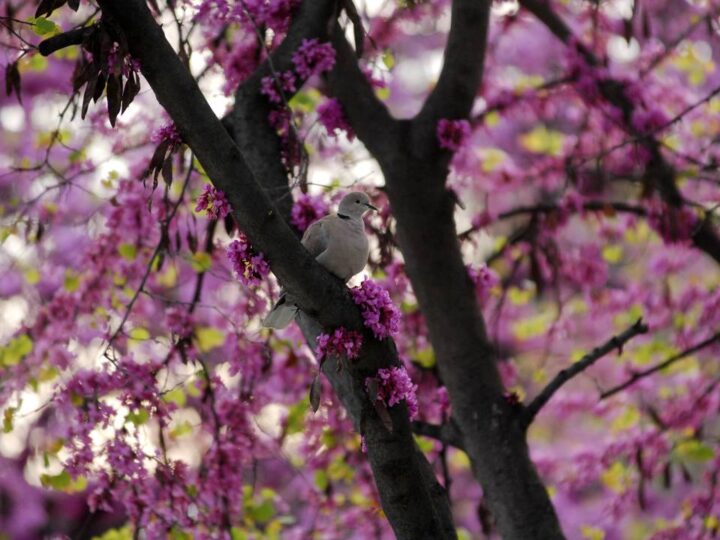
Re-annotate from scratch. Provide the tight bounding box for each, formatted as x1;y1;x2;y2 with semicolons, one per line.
412;420;465;451
413;0;492;153
522;319;648;426
600;330;720;400
326;23;398;164
38;25;95;56
92;1;455;537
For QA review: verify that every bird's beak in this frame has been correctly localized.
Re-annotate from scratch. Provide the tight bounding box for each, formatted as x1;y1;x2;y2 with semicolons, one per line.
365;203;379;212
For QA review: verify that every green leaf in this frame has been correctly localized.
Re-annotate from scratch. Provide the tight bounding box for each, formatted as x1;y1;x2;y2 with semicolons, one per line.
414;347;436;368
32;17;59;36
194;327;225;352
91;526;134;540
126;408;150;425
285;398;308;435
675;440;714;462
64;270;80;292
163;387;186;407
250;500;275;522
41;470;71;490
169;420;193;438
24;267;41;285
0;334;33;367
518;125;565;156
189;251;212;273
129;327;150;341
3;408;15;433
382;50;395;69
314;470;329;491
118;243;137;261
169;527;191;540
231;528;248;540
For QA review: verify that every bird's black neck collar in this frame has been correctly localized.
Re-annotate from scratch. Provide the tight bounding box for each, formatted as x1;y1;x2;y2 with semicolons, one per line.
337;213;351;220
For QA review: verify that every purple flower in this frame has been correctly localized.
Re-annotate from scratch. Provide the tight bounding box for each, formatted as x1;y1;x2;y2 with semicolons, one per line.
317;98;354;140
195;184;232;220
290;193;329;233
315;327;363;361
467;264;499;305
260;71;296;104
292;38;336;79
366;367;418;419
631;107;668;135
151;123;182;145
350;279;401;339
166;307;194;338
227;234;270;286
436;118;471;151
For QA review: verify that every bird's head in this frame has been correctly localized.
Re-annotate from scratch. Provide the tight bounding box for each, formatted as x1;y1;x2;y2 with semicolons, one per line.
338;191;378;218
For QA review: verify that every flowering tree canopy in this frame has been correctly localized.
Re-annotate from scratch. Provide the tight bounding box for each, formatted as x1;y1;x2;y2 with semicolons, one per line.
2;0;720;538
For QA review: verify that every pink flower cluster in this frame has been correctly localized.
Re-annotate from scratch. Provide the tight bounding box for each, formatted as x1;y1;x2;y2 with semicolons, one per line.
350;279;401;340
291;38;336;79
315;327;363;362
467;264;499;305
194;0;299;34
195;184;232;220
366;367;418;419
260;39;336;103
151;123;182;145
260;71;297;104
290;193;329;232
165;307;194;338
631;108;668;135
561;245;608;289
227;233;270;286
437;118;471;151
317;98;355;140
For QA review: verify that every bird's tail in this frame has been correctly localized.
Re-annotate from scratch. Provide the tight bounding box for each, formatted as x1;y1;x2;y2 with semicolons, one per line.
262;294;298;329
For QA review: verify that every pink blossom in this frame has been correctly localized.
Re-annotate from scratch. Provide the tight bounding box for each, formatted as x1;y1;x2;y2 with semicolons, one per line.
631;107;668;135
166;307;194;338
290;193;329;232
350;279;401;339
315;327;363;361
467;264;499;305
195;184;232;220
437;119;471;151
560;245;608;289
260;71;296;103
366;366;418;419
317;98;355;140
291;38;336;79
227;234;270;286
151;123;182;145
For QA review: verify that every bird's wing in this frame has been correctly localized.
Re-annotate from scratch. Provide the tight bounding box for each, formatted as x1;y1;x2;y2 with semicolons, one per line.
301;217;330;257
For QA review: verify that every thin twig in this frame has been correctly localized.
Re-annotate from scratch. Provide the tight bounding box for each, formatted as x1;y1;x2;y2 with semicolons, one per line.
600;330;720;399
522;318;648;425
411;420;465;451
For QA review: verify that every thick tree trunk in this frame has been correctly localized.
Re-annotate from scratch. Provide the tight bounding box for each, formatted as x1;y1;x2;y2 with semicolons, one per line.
381;149;566;539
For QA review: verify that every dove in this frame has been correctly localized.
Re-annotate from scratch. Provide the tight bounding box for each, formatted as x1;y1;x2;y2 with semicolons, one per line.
262;192;377;329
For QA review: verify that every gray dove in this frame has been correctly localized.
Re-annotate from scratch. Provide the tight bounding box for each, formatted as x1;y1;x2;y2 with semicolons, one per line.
262;192;377;329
